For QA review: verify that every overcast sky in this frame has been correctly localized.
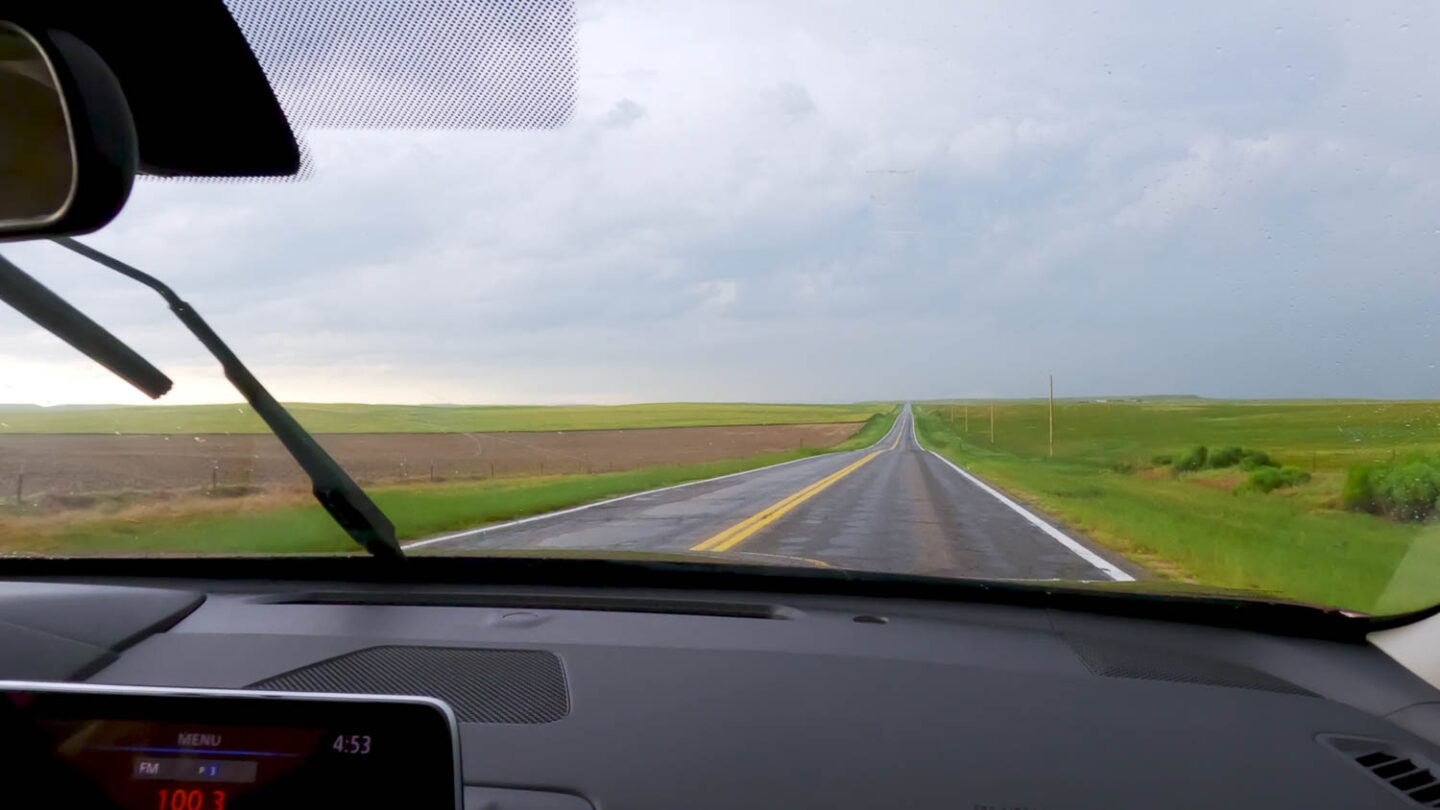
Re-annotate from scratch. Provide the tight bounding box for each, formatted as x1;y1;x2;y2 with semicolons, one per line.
3;0;1439;405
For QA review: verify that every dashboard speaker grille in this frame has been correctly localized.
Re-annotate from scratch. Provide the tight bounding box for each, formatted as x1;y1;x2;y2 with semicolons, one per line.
1065;638;1315;696
250;646;568;724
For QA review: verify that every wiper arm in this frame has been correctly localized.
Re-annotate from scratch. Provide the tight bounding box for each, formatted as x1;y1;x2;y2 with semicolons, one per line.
0;254;172;398
48;237;404;560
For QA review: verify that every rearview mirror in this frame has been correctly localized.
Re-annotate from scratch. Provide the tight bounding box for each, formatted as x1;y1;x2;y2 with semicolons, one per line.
0;21;135;242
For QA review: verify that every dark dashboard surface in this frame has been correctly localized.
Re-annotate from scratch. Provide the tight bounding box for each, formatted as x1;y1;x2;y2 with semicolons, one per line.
2;573;1439;810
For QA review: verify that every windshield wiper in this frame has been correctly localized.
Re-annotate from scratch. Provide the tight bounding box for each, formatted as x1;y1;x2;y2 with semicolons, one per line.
0;238;403;560
0;254;173;399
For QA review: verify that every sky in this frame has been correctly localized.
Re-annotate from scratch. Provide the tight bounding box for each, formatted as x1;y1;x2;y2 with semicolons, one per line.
3;0;1440;406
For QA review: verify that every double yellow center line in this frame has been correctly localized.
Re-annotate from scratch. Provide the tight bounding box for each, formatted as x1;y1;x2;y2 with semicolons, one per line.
689;426;903;553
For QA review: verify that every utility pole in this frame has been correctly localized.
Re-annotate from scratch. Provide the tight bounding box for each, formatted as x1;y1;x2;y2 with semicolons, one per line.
989;404;995;443
1049;375;1054;458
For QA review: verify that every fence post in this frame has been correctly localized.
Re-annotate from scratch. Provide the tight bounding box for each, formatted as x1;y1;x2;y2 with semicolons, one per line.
990;405;995;443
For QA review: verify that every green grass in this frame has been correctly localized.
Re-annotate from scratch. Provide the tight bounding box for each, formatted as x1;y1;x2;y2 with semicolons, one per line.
0;402;892;435
923;398;1440;472
828;405;901;451
915;402;1440;614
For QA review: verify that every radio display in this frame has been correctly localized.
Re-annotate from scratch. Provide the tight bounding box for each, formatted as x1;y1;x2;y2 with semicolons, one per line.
0;682;460;810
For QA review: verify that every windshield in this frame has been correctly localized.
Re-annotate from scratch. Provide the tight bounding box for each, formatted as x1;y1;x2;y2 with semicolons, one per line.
2;0;1438;616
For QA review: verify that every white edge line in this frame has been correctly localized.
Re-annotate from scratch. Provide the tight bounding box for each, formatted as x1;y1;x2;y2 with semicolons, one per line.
404;407;907;551
909;408;1134;583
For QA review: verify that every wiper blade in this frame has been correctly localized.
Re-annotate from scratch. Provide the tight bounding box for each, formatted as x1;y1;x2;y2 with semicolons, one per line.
48;237;404;560
0;254;172;398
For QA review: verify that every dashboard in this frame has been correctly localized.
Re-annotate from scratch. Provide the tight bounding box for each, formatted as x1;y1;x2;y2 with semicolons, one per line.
1;564;1439;810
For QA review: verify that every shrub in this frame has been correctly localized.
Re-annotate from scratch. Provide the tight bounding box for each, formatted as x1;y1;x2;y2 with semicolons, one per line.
1343;456;1440;522
1208;446;1277;470
1173;445;1208;472
1374;461;1440;522
1243;465;1311;494
1110;459;1134;474
1150;453;1173;466
1280;466;1311;486
1342;464;1376;513
1239;450;1276;470
1208;446;1245;469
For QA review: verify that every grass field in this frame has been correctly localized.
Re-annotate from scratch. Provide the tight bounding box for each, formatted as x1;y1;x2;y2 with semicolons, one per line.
828;406;900;451
0;406;902;556
0;402;890;434
915;400;1440;615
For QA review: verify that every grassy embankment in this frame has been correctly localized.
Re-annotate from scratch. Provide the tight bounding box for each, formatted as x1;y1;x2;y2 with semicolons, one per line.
0;403;900;556
914;399;1440;614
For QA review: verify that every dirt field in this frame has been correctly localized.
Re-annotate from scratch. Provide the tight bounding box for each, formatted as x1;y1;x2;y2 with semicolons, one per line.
0;423;860;505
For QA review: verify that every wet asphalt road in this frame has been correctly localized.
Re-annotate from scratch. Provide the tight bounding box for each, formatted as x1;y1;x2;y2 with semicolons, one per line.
409;407;1133;582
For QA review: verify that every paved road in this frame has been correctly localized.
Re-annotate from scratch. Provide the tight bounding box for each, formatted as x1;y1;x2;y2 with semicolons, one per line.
409;407;1134;582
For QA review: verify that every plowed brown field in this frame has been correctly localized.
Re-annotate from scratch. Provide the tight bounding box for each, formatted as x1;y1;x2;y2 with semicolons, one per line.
0;423;859;504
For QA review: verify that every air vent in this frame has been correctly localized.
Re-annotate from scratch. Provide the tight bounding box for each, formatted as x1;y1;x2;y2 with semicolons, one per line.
1064;637;1315;696
250;646;568;724
1321;735;1440;807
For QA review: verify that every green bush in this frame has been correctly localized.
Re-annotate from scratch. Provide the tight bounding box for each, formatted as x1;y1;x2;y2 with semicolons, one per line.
1342;456;1440;522
1110;459;1135;474
1376;461;1440;521
1342;464;1376;513
1239;450;1276;470
1150;453;1173;466
1173;446;1208;472
1242;465;1311;494
1208;446;1277;469
1208;446;1245;468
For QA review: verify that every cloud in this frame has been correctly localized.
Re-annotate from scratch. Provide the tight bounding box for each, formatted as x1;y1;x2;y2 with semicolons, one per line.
2;0;1438;404
690;279;739;312
599;99;645;128
769;83;816;119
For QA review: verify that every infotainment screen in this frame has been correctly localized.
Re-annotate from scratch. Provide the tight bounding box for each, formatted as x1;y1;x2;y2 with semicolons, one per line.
0;682;460;810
